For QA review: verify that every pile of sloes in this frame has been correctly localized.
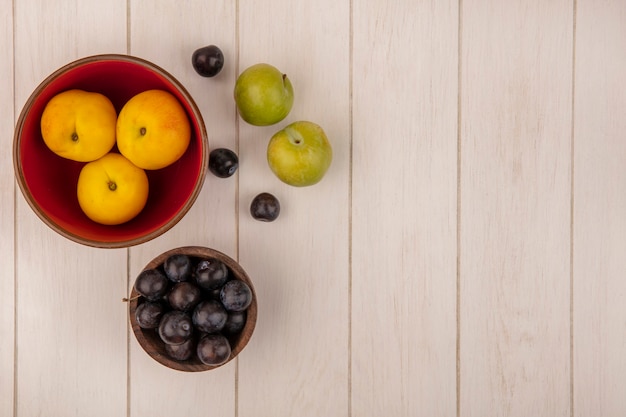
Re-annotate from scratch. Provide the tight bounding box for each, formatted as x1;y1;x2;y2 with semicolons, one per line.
133;254;252;366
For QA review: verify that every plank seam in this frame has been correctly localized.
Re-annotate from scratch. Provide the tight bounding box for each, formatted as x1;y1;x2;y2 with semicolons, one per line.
456;1;463;416
348;0;354;416
126;0;131;56
569;1;577;416
12;0;18;415
126;248;131;417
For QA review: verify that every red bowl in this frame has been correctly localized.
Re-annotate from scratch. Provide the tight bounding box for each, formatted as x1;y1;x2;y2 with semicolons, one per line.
13;54;208;248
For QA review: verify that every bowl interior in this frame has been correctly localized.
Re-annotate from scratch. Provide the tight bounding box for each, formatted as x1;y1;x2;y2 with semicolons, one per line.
128;247;258;372
14;55;207;247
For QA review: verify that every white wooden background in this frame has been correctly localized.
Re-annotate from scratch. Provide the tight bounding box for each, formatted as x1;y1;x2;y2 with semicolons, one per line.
1;0;625;416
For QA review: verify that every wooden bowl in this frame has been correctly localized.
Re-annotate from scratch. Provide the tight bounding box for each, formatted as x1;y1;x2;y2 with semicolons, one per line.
128;246;257;372
13;54;208;248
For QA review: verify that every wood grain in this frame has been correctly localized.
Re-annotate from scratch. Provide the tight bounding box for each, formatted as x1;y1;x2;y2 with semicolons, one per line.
351;2;459;416
236;0;351;416
13;1;129;416
459;1;573;416
3;0;626;416
126;1;240;416
0;2;14;416
573;1;626;416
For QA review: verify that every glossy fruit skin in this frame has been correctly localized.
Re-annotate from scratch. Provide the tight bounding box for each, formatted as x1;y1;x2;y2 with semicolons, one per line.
192;45;224;77
192;300;228;334
40;89;117;162
167;282;202;312
223;311;247;334
208;148;238;178
207;288;222;300
250;192;280;222
165;336;196;361
234;63;294;126
197;334;231;366
158;311;193;345
134;269;169;301
163;254;192;282
77;152;149;225
131;253;255;366
116;89;191;170
267;121;333;187
220;279;253;312
194;258;229;290
135;301;165;329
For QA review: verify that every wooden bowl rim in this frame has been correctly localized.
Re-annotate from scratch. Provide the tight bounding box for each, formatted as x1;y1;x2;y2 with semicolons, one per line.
128;246;258;372
12;54;208;249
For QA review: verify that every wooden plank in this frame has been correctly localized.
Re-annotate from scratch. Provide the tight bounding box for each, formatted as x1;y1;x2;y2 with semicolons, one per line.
126;1;239;416
0;2;15;416
13;1;128;416
236;0;351;416
573;1;626;416
351;2;458;416
459;1;573;415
